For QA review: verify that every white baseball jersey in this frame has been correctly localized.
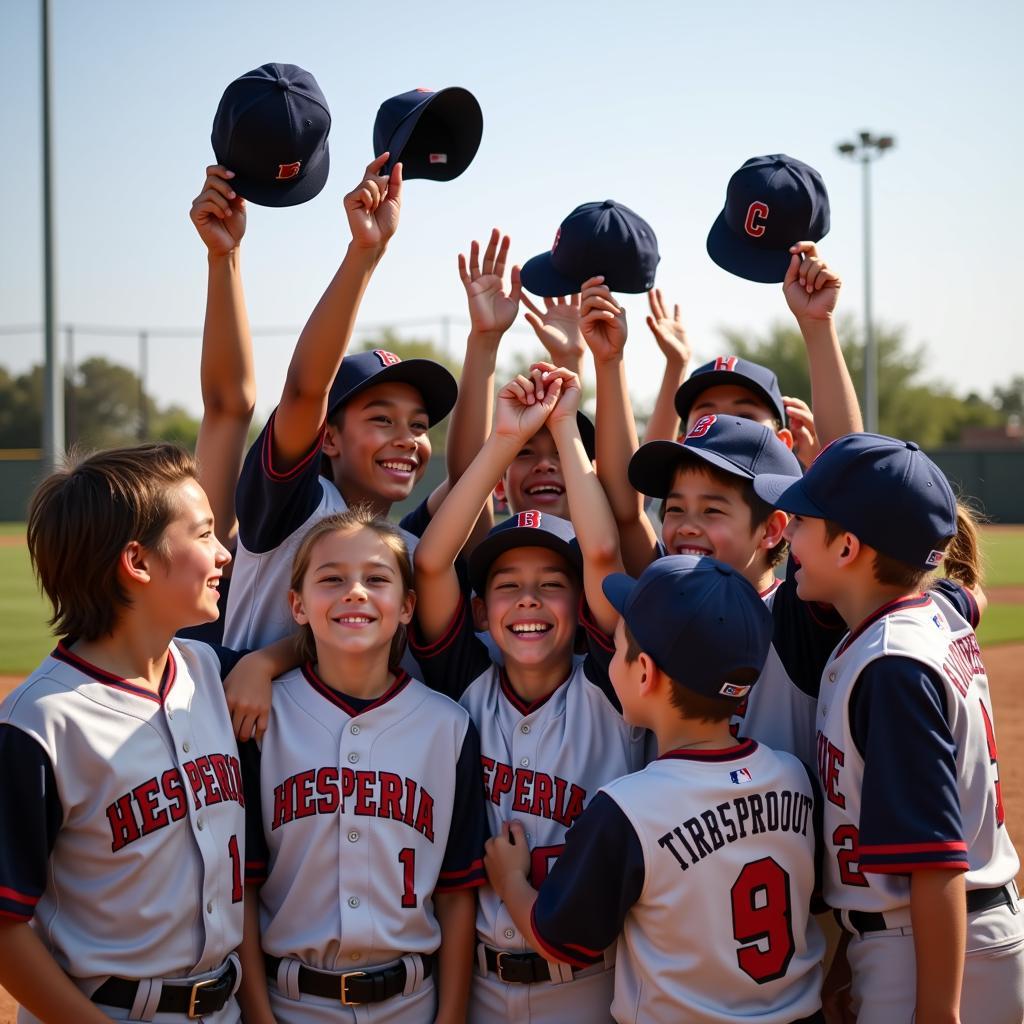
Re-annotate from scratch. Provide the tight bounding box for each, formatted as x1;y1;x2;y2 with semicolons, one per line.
815;584;1019;916
411;597;648;954
532;739;825;1024
243;665;487;972
224;413;423;650
0;640;246;988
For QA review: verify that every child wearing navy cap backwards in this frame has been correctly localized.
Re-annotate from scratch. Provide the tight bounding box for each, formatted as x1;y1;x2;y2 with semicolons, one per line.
754;434;1023;1024
485;555;826;1024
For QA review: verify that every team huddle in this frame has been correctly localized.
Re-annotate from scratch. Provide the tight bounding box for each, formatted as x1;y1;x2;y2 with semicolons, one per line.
0;63;1021;1024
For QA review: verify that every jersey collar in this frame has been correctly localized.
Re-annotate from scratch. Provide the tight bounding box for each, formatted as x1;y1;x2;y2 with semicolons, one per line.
835;592;931;658
302;662;411;717
658;738;758;762
498;666;572;717
52;642;176;705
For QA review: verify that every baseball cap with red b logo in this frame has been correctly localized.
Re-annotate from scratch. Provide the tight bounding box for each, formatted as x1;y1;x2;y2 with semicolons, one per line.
212;63;331;208
706;155;830;283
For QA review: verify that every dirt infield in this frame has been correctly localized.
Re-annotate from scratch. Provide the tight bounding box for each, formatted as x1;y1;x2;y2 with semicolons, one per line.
0;646;1022;1020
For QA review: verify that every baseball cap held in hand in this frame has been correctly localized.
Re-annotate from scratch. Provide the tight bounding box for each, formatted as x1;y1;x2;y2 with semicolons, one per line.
707;155;829;283
521;201;660;297
212;63;331;208
373;88;483;181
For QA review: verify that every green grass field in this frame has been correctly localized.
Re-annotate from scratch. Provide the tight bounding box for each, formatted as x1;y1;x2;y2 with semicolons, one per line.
0;524;1022;676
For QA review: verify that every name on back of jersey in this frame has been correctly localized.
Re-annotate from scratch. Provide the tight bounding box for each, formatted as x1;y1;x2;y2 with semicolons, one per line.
657;786;814;873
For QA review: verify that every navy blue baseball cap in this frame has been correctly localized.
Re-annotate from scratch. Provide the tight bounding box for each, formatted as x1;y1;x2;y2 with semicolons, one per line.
212;63;331;208
373;88;483;181
521;201;660;297
753;433;958;571
629;414;802;498
707;155;830;284
674;355;787;427
468;511;581;596
326;349;457;426
604;555;772;699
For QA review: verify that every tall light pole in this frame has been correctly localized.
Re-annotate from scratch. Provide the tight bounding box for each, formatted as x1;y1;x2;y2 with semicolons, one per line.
837;131;895;434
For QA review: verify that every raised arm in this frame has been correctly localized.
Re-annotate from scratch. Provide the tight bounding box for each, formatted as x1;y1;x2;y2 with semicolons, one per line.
642;287;692;444
580;277;659;575
272;155;403;469
521;293;585;379
543;363;624;634
189;165;256;551
414;370;564;642
783;242;863;448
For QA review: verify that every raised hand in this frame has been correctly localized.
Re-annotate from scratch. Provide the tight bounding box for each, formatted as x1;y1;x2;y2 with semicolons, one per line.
190;165;246;256
521;293;585;370
457;229;522;337
494;367;564;443
646;288;691;366
344;154;403;251
535;362;582;428
579;276;627;363
783;242;841;322
783;395;821;468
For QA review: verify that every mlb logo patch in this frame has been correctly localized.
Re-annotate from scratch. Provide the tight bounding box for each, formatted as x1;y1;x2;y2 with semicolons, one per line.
729;768;753;785
429;153;448;164
373;349;402;367
719;681;751;698
926;549;946;567
687;414;718;439
276;161;302;180
515;511;542;529
932;612;949;632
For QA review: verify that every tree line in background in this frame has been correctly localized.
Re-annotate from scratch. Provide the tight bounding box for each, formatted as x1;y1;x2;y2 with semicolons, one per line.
0;323;1020;453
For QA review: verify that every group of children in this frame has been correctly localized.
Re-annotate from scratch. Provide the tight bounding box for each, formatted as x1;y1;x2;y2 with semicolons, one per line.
0;150;1020;1024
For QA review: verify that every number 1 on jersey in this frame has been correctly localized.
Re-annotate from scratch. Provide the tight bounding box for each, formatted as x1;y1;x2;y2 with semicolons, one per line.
399;848;417;908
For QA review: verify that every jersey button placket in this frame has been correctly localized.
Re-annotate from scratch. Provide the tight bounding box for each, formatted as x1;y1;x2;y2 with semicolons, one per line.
338;728;371;956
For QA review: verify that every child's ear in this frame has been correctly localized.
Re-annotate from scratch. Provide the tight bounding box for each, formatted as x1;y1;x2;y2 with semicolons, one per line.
836;532;862;567
759;510;789;551
399;589;416;625
322;422;343;458
471;595;489;632
637;652;659;698
288;589;309;626
775;427;795;451
493;476;508;506
120;541;152;586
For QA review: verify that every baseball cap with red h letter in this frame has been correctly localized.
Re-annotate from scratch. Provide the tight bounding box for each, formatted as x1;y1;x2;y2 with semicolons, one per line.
706;155;830;284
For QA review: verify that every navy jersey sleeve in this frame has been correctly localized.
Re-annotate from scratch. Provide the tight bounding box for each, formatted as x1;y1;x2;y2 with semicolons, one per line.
408;593;493;701
801;760;827;914
578;600;620;712
770;559;847;697
398;496;432;539
849;657;968;874
930;579;981;629
0;725;62;920
437;720;489;892
204;643;249;680
238;739;268;886
531;792;644;967
235;410;329;554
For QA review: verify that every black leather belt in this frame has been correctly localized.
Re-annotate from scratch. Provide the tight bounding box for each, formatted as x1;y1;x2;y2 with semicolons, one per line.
264;953;431;1005
92;961;236;1019
483;945;592;984
840;884;1015;934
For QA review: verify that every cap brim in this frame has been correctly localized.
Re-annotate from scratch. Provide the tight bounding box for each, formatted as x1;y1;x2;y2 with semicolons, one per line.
231;145;330;208
330;358;458;425
706;210;792;285
602;572;638;616
629;440;758;499
468;531;581;596
520;252;586;298
383;87;483;181
752;474;825;515
674;369;787;427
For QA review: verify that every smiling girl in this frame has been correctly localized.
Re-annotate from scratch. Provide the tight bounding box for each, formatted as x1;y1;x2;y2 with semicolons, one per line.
235;507;487;1024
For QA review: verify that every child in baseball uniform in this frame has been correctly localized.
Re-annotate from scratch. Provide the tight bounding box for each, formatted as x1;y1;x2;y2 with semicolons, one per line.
222;155;458;652
411;366;648;1023
485;554;825;1024
754;433;1022;1023
0;444;292;1023
235;507;488;1024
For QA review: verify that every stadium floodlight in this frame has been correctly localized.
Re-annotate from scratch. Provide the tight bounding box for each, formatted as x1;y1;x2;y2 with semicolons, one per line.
836;130;897;434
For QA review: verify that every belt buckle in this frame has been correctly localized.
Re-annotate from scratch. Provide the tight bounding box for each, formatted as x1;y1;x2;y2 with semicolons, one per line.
495;952;511;982
339;970;366;1006
187;977;217;1019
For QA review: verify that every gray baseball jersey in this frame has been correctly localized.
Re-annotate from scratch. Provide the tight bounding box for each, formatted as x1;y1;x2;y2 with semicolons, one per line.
532;740;825;1024
0;641;246;1000
243;666;487;978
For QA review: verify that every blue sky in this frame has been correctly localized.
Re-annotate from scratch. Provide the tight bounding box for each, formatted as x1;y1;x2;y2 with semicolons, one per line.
2;0;1021;421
